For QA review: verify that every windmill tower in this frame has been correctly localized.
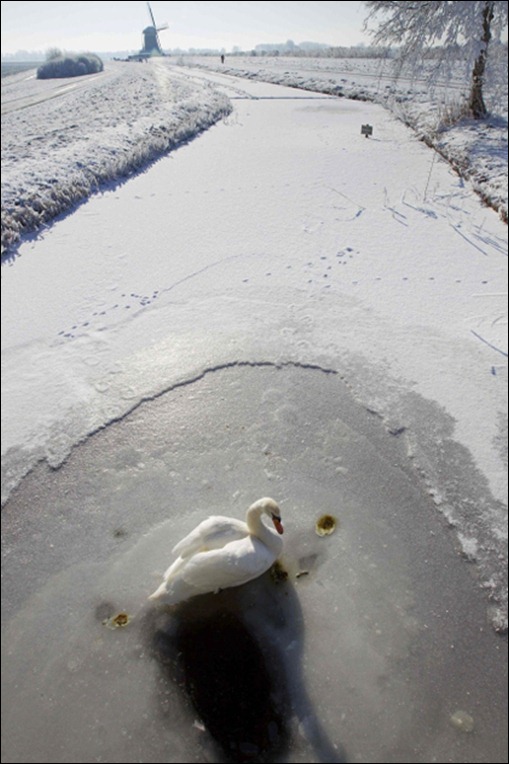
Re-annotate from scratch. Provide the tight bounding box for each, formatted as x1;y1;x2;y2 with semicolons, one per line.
141;2;168;56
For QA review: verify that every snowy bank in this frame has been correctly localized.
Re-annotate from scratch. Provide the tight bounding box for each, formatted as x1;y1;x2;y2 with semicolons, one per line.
179;55;508;222
1;59;231;255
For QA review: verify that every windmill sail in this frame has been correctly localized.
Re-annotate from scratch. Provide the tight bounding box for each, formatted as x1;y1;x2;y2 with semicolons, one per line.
147;2;156;28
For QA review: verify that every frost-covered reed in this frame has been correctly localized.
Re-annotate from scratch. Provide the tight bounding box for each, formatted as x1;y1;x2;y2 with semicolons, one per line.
1;60;231;255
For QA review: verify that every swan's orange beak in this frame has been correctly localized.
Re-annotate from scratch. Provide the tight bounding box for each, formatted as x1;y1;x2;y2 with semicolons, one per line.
272;516;284;535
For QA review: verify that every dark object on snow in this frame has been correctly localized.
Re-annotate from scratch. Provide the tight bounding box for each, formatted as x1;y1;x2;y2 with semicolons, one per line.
361;124;373;138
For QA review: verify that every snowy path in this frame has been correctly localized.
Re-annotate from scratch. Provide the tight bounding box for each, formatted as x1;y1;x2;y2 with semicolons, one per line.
1;67;115;115
1;67;508;763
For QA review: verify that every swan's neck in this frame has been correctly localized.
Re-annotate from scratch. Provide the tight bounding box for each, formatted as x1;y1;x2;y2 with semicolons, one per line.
246;506;282;555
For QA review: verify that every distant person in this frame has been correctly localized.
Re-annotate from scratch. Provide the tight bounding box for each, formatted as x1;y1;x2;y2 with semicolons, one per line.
221;54;225;64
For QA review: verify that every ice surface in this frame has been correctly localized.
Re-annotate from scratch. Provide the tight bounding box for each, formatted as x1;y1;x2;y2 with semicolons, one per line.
2;366;507;763
180;54;508;221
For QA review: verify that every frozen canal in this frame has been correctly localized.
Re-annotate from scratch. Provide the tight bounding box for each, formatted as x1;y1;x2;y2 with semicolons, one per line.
2;67;507;763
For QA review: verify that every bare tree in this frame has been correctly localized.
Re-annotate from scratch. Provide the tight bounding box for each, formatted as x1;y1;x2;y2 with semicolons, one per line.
363;1;508;118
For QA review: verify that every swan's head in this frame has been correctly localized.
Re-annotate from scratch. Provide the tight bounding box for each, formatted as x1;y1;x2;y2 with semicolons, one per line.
252;497;284;535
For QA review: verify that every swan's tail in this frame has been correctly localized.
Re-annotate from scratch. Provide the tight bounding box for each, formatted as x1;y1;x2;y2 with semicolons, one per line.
148;555;188;601
148;575;195;605
148;581;168;601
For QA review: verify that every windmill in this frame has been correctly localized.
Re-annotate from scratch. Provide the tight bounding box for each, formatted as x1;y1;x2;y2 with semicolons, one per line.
140;2;168;57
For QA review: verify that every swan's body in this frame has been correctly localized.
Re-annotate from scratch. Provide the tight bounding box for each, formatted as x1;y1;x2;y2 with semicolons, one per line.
148;498;284;605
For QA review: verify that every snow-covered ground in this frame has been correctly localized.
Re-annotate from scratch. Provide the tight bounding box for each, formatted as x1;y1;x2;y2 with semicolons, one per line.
180;55;509;221
1;62;508;763
1;60;231;253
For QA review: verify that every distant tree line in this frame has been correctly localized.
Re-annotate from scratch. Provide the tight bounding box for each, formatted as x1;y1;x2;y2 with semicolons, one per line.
37;49;103;79
256;45;393;58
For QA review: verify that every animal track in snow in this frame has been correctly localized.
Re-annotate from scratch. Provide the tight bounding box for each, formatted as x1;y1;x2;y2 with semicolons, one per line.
335;246;356;262
58;289;161;339
57;254;258;341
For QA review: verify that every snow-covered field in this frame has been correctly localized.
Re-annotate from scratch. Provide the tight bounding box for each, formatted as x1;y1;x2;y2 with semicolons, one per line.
1;60;508;764
1;59;231;253
181;54;509;221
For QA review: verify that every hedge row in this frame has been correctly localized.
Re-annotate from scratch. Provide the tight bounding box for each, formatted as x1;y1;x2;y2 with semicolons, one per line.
37;54;104;79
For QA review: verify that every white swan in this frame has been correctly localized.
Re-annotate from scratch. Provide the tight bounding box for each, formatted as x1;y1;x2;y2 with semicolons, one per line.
148;497;284;605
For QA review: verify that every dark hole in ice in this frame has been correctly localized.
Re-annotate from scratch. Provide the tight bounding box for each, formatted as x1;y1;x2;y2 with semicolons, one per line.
153;604;290;763
315;514;337;536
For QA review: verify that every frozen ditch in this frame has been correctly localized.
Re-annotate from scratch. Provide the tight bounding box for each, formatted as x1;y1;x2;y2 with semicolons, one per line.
2;66;507;764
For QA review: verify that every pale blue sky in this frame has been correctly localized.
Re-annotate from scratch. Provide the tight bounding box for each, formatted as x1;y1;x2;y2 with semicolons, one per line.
1;1;370;54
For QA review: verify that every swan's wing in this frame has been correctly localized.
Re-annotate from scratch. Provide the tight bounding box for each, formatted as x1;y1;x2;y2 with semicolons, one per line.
171;515;248;559
179;536;277;592
149;537;277;603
